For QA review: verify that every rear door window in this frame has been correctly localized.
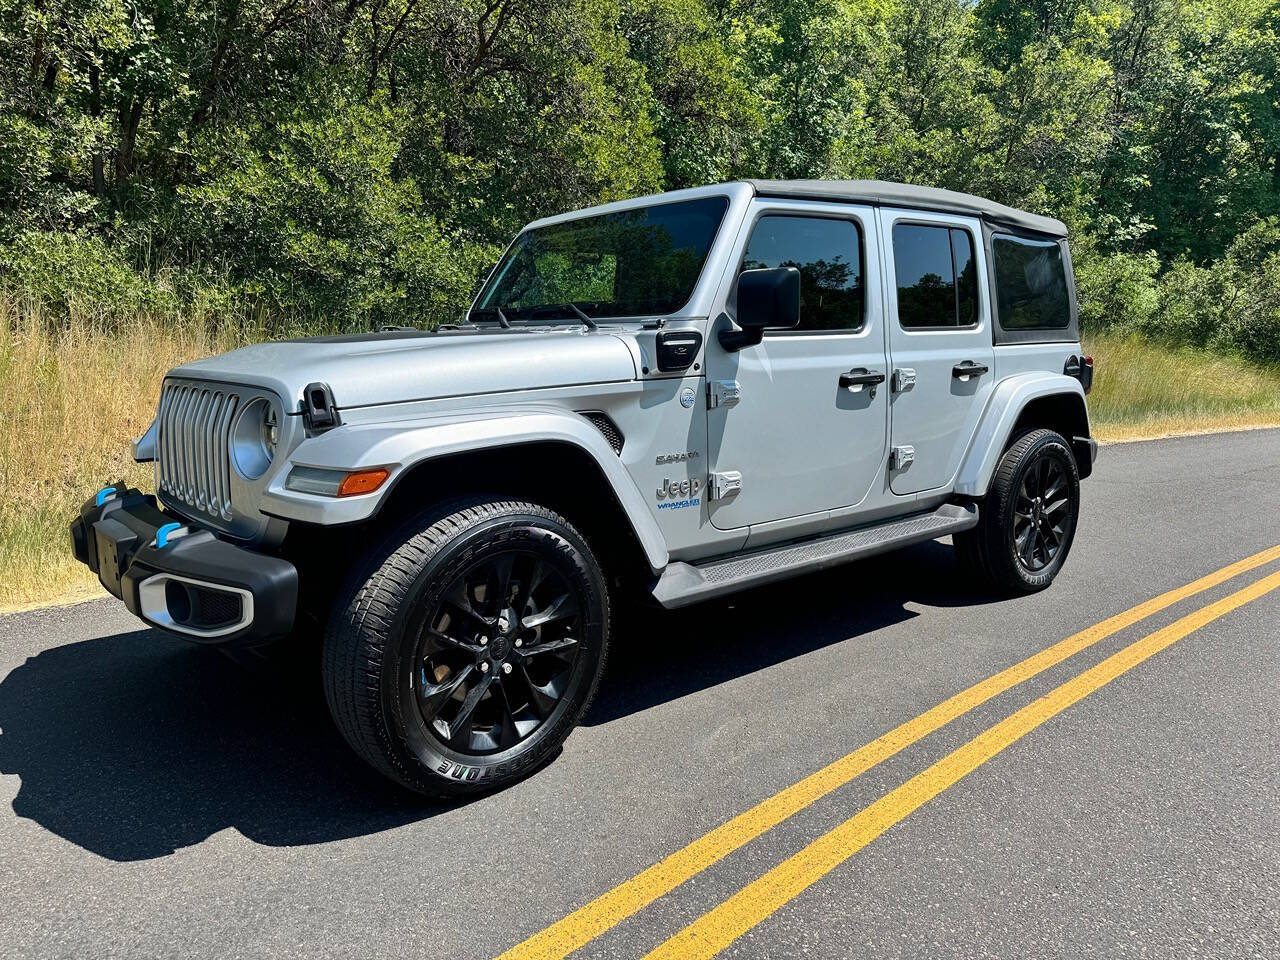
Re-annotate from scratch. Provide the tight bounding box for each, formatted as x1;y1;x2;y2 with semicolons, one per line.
991;234;1071;329
892;224;979;328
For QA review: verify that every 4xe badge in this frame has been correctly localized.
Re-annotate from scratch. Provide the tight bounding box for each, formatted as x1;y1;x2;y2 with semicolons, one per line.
656;476;702;511
679;386;697;408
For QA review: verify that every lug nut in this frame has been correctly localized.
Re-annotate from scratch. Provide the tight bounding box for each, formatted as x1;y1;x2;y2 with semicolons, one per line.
480;661;490;673
502;663;513;675
514;638;523;648
479;636;488;646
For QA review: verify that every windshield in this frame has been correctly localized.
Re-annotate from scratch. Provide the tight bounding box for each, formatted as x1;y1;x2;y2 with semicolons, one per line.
473;195;729;322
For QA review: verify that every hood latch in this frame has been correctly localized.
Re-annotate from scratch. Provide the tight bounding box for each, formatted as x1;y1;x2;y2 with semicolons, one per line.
301;382;341;434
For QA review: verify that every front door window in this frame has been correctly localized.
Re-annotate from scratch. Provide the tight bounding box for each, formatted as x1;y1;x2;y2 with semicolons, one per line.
740;216;865;332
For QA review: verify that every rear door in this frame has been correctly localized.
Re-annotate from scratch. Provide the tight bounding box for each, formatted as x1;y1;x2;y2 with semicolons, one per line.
880;209;995;495
705;201;889;531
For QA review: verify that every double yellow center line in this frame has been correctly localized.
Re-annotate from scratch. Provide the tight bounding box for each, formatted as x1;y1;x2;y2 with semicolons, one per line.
500;544;1280;960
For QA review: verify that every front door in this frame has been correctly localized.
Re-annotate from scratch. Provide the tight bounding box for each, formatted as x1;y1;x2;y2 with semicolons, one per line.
705;203;889;531
880;209;996;495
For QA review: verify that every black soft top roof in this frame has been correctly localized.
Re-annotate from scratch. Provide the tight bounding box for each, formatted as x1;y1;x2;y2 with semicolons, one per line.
744;179;1067;238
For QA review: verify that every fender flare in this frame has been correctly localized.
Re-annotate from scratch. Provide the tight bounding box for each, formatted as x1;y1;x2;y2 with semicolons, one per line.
954;373;1090;498
259;406;669;572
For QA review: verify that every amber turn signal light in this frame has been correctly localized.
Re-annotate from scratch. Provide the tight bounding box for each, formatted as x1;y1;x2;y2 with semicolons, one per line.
337;468;390;497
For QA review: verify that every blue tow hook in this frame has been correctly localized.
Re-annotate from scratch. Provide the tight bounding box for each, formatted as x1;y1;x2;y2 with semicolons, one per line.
95;486;118;507
155;522;183;549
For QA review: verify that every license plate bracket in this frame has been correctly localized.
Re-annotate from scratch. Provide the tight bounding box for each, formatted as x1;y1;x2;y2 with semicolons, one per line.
93;516;139;598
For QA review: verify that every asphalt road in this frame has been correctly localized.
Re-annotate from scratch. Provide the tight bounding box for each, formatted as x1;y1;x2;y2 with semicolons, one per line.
2;429;1279;960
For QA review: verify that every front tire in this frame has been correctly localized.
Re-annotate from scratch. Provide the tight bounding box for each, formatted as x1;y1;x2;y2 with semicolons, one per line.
323;498;610;797
956;428;1081;594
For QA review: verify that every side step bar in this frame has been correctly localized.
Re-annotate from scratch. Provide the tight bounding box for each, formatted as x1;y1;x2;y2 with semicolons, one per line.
651;502;978;609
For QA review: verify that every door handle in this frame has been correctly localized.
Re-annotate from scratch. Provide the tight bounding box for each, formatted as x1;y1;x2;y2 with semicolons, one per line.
839;368;886;391
952;361;989;380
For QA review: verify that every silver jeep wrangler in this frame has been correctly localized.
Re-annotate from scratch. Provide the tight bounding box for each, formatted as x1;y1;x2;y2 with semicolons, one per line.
71;180;1096;795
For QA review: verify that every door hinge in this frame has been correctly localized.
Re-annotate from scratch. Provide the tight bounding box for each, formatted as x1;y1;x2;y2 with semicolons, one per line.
708;471;742;501
707;379;742;409
892;368;916;393
890;445;915;471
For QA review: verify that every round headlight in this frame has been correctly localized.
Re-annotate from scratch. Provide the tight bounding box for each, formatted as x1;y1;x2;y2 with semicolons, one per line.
232;398;277;479
261;407;279;456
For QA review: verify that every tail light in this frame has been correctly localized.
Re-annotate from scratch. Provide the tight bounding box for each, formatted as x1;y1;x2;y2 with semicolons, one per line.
1064;354;1094;394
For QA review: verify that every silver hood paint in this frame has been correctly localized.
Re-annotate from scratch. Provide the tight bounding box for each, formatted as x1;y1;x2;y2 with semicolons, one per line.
169;327;639;410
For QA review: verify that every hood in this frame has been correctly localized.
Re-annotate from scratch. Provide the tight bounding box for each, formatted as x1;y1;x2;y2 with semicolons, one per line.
169;326;639;410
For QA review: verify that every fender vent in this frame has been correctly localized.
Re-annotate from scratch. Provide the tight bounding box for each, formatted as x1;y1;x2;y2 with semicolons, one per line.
578;411;624;454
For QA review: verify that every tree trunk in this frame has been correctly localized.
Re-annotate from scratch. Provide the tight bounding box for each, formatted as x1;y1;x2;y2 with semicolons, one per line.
116;98;145;186
89;60;106;197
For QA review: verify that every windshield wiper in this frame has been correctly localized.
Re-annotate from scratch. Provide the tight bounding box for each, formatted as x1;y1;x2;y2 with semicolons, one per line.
469;307;513;329
562;302;598;330
494;302;600;329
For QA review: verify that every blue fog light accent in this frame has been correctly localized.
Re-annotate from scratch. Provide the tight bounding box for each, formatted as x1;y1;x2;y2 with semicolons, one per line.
95;486;117;507
155;522;182;549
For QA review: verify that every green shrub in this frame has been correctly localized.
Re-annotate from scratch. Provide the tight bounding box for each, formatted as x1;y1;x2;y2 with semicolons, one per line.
0;229;262;333
1210;253;1280;366
1142;258;1222;348
174;97;496;330
1073;246;1159;332
1078;219;1280;367
0;230;168;324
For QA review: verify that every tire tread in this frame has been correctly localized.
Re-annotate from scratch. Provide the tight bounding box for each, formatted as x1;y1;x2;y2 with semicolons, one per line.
322;498;608;795
958;428;1079;595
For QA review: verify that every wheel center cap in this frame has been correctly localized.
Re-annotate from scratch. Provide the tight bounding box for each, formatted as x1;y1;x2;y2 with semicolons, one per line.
490;635;511;660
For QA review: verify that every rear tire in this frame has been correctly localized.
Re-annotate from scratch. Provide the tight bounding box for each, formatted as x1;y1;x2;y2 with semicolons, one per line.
956;428;1080;594
322;498;610;797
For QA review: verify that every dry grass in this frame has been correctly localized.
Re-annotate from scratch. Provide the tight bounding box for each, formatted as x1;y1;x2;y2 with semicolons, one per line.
2;305;1278;613
1084;332;1280;441
0;296;249;610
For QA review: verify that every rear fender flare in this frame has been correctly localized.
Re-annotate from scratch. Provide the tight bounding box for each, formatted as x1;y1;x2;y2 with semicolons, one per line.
955;373;1090;498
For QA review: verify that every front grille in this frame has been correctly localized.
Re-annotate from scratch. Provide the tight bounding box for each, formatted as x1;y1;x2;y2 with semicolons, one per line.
156;382;239;521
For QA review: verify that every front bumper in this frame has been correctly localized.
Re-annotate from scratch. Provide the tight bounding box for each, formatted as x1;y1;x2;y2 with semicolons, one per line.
70;486;297;644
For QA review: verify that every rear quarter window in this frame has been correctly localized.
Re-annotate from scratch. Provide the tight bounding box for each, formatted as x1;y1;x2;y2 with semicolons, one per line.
992;235;1071;330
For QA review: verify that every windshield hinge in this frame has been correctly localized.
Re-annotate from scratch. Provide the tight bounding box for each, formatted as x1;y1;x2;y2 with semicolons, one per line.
708;471;743;501
707;380;742;409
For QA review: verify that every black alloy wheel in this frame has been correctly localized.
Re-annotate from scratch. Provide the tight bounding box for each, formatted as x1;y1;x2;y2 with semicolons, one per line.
413;550;584;754
955;427;1081;594
1012;455;1071;573
323;498;609;797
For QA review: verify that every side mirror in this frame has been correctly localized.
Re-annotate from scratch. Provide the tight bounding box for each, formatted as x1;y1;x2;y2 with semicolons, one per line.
721;267;801;351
